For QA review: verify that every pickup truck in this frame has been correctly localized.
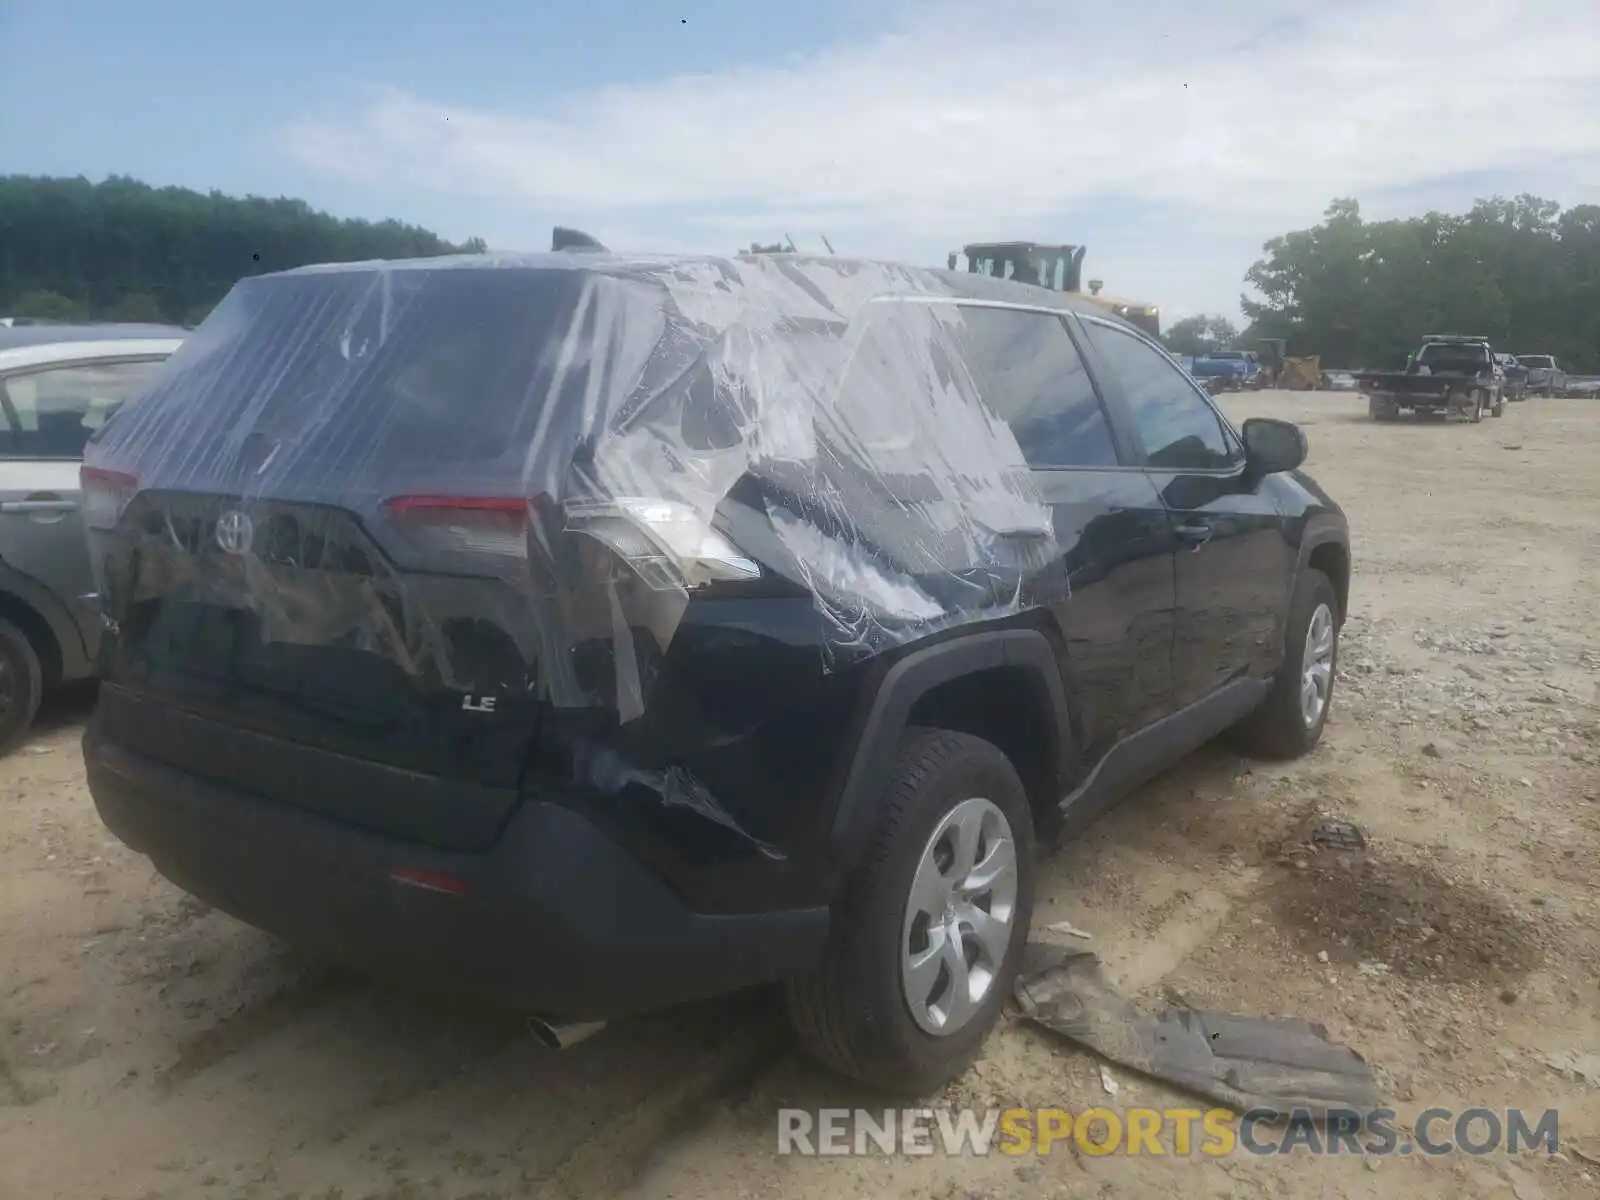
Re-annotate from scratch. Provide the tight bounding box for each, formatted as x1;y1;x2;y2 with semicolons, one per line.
1188;350;1259;391
1497;354;1528;401
1357;336;1505;423
1515;354;1566;397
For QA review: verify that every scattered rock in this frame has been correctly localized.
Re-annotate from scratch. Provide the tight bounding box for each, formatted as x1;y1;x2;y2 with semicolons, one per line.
1502;1162;1547;1200
1541;1050;1600;1086
1422;742;1443;758
1316;950;1330;964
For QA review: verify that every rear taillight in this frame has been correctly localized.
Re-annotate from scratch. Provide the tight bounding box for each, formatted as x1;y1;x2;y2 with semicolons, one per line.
383;492;760;590
565;497;760;590
383;494;530;561
80;466;139;531
389;866;472;896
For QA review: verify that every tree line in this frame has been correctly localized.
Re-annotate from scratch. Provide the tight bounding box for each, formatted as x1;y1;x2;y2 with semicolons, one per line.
5;177;1595;373
0;175;485;327
1169;195;1600;372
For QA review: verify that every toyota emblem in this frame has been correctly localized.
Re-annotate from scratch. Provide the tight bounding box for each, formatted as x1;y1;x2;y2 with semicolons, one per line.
215;510;254;555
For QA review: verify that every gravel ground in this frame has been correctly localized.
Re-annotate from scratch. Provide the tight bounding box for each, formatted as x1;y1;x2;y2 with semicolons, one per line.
2;391;1597;1199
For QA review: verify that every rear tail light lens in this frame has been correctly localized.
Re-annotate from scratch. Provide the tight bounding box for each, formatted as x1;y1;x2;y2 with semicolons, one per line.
389;866;472;896
80;466;139;530
382;494;530;561
565;497;760;590
382;493;759;590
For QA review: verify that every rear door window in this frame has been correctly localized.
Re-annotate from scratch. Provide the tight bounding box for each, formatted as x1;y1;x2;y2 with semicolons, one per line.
0;358;167;459
947;305;1120;468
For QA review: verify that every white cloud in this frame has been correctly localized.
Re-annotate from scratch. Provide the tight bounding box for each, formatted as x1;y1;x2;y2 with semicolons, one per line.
279;0;1600;317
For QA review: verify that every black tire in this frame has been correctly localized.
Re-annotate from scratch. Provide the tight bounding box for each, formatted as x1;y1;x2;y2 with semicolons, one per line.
0;616;44;755
786;728;1036;1095
1234;569;1339;760
1491;394;1505;417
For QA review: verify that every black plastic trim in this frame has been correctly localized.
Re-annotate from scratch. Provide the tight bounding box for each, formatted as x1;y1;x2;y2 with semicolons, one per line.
826;628;1072;873
1057;676;1269;835
85;731;829;1020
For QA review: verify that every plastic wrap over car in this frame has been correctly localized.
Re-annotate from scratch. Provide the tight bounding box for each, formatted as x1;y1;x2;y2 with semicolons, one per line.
82;252;1058;723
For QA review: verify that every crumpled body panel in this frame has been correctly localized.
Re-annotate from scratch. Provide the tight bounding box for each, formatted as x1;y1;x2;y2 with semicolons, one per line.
84;252;1059;723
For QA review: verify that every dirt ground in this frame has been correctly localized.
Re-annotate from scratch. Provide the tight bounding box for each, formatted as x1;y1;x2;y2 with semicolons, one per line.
2;391;1597;1200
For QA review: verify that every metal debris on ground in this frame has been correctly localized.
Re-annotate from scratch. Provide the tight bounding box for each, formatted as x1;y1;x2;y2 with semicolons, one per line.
1309;821;1367;851
1013;946;1379;1116
1041;919;1094;940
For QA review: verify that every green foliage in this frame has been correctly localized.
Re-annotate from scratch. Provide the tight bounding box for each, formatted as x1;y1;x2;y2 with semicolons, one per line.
8;289;87;321
745;241;792;254
101;293;164;322
1244;196;1600;371
1164;314;1240;357
0;175;484;326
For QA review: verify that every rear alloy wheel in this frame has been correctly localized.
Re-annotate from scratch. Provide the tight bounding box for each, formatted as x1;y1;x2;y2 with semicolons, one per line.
786;728;1035;1094
0;616;44;755
901;796;1019;1037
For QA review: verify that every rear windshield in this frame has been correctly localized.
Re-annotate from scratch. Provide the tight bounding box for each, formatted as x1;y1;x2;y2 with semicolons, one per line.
1518;355;1554;368
95;267;663;484
1419;342;1489;365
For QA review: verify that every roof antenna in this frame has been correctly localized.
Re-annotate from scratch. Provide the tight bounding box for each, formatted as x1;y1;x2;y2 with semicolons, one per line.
783;232;798;253
821;234;836;255
552;226;609;253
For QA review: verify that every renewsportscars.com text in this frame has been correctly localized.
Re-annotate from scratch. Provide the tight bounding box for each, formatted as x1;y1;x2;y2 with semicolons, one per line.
777;1106;1560;1158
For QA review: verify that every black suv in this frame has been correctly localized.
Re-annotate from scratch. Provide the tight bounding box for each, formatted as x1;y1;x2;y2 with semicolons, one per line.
81;251;1349;1093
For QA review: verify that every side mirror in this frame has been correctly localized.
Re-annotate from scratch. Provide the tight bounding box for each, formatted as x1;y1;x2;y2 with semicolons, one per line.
1242;417;1307;476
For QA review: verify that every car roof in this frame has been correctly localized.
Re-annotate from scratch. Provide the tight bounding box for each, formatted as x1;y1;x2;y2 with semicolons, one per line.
0;322;187;350
0;335;185;373
261;250;1135;326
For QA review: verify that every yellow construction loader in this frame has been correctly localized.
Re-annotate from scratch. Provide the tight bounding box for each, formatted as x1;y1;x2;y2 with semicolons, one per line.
1254;339;1321;390
946;241;1161;339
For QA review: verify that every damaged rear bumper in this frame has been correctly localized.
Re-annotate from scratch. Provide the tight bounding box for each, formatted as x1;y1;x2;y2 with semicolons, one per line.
84;730;829;1020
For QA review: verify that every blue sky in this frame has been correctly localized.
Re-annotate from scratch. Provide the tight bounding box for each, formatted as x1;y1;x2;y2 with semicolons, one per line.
4;0;1598;321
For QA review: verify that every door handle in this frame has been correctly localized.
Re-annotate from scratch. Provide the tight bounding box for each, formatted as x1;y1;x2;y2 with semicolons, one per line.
1173;520;1213;549
0;499;79;514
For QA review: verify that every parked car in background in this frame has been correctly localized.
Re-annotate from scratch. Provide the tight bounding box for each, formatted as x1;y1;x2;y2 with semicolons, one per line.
1517;354;1566;397
0;324;183;749
81;250;1349;1093
1496;354;1528;401
1189;349;1259;390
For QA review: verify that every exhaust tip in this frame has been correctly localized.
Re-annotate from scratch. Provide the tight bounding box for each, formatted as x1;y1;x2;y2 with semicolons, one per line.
528;1017;607;1050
